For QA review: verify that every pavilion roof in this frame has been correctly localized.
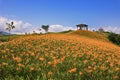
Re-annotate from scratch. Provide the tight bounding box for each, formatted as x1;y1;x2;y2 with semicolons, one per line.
76;24;88;27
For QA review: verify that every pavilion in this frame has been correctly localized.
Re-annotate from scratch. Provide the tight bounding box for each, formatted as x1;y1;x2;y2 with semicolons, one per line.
76;24;88;30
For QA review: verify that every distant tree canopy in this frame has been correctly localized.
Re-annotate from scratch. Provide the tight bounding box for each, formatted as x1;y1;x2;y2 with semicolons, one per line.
98;27;104;32
108;32;120;46
42;25;49;33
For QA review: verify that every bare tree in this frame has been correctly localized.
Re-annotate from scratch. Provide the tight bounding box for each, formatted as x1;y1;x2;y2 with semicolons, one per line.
6;21;15;40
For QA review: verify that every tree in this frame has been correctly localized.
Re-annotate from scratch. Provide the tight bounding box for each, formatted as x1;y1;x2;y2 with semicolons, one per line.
33;30;37;35
6;21;15;40
108;32;120;46
98;27;104;32
33;31;35;34
39;29;42;34
41;25;49;33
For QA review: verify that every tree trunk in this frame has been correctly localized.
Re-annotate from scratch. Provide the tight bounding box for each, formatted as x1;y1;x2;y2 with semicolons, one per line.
9;30;10;41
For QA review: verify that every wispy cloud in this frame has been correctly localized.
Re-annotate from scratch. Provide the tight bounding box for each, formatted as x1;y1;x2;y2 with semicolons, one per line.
49;25;75;32
89;26;120;34
103;26;120;34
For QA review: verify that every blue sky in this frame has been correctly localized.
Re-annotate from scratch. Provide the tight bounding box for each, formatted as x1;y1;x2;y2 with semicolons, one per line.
0;0;120;33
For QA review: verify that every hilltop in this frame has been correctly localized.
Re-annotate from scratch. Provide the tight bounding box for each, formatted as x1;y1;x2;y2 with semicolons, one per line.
0;31;120;79
69;30;108;41
59;30;109;41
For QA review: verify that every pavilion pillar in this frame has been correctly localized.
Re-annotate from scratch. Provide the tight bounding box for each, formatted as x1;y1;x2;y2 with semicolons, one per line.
86;27;88;30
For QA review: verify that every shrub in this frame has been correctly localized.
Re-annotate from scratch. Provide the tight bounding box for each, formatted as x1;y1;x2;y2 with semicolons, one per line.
108;32;120;46
0;36;9;42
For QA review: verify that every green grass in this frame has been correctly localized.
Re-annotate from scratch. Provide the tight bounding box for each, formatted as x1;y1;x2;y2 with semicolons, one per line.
0;35;22;42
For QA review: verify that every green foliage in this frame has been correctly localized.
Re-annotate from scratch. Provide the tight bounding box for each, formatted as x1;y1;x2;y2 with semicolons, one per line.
108;32;120;46
6;22;15;32
0;35;19;42
0;36;9;42
41;25;49;33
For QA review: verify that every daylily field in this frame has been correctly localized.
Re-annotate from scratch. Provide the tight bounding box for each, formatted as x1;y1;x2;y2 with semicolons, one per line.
0;31;120;80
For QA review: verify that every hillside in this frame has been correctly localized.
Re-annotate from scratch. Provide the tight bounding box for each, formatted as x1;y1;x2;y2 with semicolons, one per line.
0;33;120;79
69;30;109;41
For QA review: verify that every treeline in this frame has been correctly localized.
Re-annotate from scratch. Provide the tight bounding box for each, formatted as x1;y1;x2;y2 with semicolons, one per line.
108;32;120;46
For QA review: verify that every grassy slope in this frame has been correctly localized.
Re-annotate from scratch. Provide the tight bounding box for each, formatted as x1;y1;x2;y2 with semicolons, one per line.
0;31;120;79
68;30;109;41
58;30;73;34
0;35;21;42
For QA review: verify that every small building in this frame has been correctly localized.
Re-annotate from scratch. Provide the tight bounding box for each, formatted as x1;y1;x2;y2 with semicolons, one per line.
76;24;88;30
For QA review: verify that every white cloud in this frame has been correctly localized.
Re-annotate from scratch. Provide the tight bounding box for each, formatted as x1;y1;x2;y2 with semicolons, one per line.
0;17;7;31
1;17;120;34
88;27;97;31
0;16;34;34
0;16;76;34
103;26;120;34
49;25;75;32
89;26;120;34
